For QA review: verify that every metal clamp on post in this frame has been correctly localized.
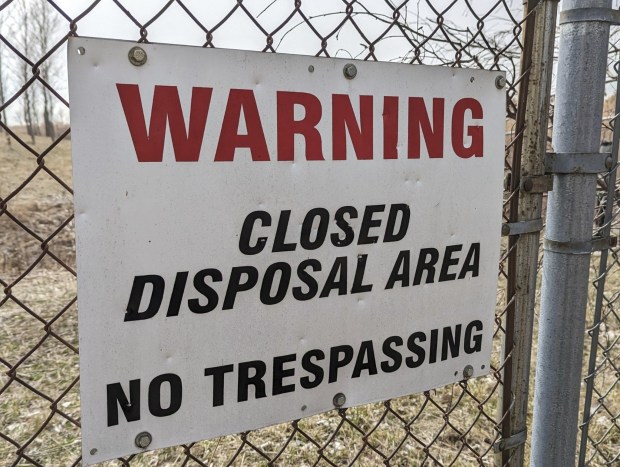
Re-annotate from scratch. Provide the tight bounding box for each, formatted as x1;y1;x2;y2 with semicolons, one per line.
592;236;618;251
544;236;617;255
521;175;553;193
502;218;543;236
494;430;527;453
545;152;613;174
559;7;620;25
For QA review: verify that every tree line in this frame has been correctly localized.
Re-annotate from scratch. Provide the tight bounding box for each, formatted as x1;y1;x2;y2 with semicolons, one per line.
0;0;61;144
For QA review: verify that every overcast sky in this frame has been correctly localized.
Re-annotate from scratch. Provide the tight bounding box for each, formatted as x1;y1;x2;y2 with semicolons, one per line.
0;0;546;126
51;0;522;54
1;0;528;125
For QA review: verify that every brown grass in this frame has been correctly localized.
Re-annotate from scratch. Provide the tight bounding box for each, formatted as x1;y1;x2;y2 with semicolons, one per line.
1;131;618;466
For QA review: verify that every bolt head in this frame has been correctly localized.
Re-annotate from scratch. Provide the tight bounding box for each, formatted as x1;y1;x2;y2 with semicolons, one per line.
343;63;357;79
495;75;506;89
333;392;346;407
463;365;474;379
605;156;613;170
128;46;147;66
135;431;152;449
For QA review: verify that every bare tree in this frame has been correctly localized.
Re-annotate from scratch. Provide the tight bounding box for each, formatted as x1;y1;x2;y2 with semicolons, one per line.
13;0;40;144
274;5;521;119
32;0;61;140
10;0;60;144
0;32;10;145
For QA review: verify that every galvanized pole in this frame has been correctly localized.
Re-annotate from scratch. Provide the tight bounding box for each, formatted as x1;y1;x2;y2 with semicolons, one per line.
531;1;612;466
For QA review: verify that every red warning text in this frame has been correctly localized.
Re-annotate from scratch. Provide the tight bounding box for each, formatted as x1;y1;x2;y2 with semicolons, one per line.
116;84;485;163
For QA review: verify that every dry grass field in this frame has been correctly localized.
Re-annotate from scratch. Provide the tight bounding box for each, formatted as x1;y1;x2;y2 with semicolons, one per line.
0;132;504;466
1;130;618;466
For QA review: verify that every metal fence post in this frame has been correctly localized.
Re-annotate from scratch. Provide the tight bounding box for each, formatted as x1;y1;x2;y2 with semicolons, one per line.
498;1;557;466
530;1;612;466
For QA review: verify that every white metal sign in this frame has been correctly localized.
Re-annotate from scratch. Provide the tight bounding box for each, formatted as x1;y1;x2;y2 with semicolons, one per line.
68;37;504;464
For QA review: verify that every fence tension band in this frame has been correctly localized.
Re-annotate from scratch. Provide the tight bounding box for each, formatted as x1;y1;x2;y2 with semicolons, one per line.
544;236;618;255
559;7;620;25
545;152;613;174
502;218;543;236
503;175;553;193
493;430;527;453
521;175;553;193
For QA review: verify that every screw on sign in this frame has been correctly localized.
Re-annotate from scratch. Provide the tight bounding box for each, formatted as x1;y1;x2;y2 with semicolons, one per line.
343;63;357;79
135;431;152;449
495;75;506;89
128;46;147;66
333;393;347;408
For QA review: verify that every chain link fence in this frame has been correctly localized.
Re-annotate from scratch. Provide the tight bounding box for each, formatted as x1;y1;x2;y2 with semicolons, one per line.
1;0;612;465
577;39;620;466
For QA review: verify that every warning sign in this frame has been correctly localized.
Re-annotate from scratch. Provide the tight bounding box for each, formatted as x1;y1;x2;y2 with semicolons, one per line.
68;37;504;464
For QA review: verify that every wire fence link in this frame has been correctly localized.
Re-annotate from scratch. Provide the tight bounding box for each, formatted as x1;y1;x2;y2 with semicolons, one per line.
0;0;598;465
578;42;620;466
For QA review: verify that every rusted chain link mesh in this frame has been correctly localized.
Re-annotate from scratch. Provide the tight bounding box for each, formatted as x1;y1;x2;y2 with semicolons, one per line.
0;0;546;465
577;39;620;466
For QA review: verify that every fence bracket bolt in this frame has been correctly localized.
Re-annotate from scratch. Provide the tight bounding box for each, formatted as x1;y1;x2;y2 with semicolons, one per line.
333;392;346;407
135;431;152;449
129;46;147;66
521;175;554;193
495;75;506;89
463;365;474;379
343;63;357;79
